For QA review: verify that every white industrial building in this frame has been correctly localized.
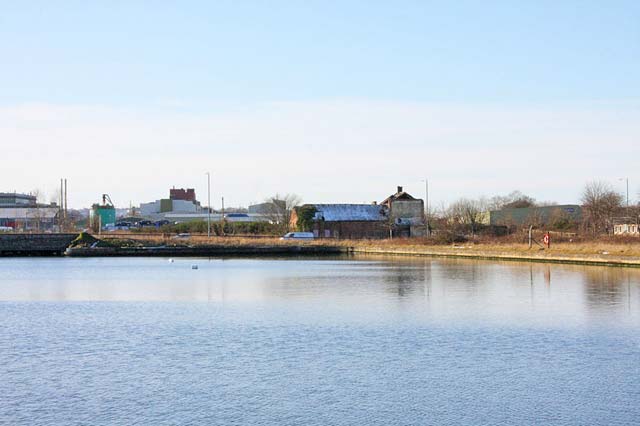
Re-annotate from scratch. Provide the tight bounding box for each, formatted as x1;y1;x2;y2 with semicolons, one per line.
140;199;201;217
0;193;59;231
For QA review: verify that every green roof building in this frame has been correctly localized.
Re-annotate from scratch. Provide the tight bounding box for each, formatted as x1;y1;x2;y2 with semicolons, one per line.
487;205;582;227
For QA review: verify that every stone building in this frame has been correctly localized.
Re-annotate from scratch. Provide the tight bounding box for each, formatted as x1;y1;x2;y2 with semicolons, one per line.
380;186;425;237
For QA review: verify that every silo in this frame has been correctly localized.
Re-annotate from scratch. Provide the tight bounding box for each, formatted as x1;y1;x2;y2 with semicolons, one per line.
90;203;116;230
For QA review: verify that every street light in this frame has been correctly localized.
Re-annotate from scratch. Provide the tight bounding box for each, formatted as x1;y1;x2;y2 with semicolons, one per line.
205;172;211;238
619;177;629;208
421;178;429;236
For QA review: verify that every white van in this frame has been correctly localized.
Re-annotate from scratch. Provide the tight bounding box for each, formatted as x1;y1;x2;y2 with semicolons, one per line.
280;232;314;240
0;226;13;232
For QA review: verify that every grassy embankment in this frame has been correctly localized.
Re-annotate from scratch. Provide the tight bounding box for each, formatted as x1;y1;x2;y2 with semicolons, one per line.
92;232;640;266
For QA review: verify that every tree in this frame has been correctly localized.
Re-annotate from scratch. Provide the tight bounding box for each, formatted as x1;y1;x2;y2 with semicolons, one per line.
581;181;623;234
28;188;45;232
488;190;536;210
449;198;486;237
263;193;302;233
295;205;317;232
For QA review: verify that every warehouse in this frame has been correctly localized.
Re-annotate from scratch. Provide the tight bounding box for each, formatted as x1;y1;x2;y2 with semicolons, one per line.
0;192;60;232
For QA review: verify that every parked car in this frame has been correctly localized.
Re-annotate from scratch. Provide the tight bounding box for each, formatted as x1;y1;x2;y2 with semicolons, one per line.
172;233;191;239
280;232;314;240
114;222;131;231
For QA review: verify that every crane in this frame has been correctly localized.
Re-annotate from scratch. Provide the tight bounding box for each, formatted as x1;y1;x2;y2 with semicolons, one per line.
102;194;115;208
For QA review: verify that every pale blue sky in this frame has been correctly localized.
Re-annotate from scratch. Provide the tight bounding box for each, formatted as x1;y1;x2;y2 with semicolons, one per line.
1;1;638;208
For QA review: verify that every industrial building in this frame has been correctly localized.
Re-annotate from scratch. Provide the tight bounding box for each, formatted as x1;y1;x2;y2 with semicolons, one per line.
0;192;60;232
140;187;203;219
248;200;286;215
90;194;116;230
486;205;582;227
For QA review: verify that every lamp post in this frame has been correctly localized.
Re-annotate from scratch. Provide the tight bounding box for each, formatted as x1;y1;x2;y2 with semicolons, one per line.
619;177;629;208
421;178;429;236
206;172;211;238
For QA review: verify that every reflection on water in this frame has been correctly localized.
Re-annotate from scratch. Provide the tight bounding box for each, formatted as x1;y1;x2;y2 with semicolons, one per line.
583;266;632;309
1;256;640;426
0;256;638;327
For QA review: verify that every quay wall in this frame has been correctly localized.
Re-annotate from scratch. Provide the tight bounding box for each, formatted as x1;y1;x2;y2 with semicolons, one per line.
66;245;348;257
0;233;79;256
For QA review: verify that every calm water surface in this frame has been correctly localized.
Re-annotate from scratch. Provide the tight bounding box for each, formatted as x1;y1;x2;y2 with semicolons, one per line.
1;256;639;425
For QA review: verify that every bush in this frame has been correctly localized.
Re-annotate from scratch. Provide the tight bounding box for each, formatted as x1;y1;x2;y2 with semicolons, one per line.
295;206;317;232
160;220;282;236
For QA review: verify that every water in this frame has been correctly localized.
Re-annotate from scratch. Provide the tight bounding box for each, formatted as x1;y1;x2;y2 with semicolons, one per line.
1;256;639;425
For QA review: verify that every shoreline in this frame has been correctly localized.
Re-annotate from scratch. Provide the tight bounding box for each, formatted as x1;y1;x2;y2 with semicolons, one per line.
64;244;640;268
2;232;640;268
349;247;640;268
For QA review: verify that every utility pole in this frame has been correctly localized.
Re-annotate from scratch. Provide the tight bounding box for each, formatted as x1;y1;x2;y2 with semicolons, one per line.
60;178;64;231
221;196;225;237
64;178;68;222
206;172;211;238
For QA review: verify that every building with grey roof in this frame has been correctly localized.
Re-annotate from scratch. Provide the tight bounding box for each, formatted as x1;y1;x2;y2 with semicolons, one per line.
290;186;425;239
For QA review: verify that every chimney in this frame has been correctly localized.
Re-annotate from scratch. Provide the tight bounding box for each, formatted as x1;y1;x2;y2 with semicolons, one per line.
372;201;377;205
397;186;403;193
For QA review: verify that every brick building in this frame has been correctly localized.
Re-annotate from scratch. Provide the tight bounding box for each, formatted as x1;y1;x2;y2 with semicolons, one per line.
169;187;196;202
291;186;425;239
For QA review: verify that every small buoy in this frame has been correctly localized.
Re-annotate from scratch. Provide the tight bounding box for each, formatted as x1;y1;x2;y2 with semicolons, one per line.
191;264;198;270
168;259;174;263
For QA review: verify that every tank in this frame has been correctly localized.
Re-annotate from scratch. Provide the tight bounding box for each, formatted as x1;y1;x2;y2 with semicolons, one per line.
90;204;116;230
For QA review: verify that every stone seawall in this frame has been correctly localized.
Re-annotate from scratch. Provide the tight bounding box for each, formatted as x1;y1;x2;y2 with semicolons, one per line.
0;233;79;256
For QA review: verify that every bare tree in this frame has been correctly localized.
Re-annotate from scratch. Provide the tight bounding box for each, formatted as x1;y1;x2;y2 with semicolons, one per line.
488;190;536;210
581;181;623;234
430;202;460;243
524;209;545;229
263;193;302;233
449;198;486;237
27;188;45;232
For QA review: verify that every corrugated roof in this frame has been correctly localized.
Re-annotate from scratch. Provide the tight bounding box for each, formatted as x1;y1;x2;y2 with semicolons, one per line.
312;204;387;222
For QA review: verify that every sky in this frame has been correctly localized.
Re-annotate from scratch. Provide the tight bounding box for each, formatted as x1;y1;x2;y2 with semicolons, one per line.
1;0;638;209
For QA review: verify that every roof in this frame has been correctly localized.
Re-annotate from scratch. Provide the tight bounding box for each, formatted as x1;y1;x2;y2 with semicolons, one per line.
311;204;387;222
380;191;417;206
612;217;638;225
